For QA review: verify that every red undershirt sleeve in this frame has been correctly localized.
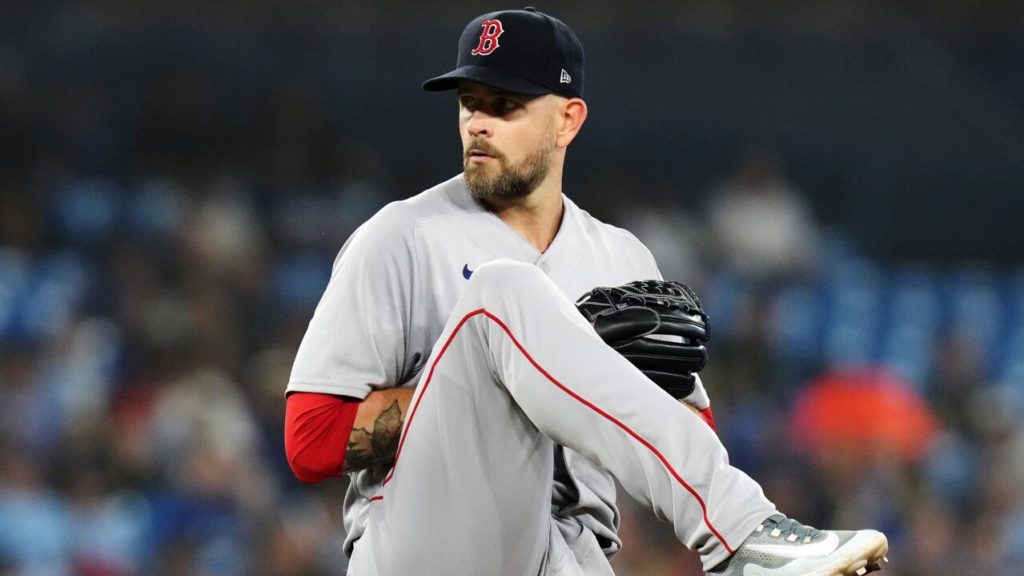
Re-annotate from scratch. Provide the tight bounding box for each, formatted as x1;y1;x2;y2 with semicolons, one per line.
284;391;361;484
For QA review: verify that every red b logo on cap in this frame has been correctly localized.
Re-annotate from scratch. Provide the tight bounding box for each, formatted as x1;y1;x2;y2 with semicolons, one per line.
471;19;504;56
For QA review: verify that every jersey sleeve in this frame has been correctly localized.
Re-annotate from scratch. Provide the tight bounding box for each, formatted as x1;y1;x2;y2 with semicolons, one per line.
287;203;421;399
630;230;664;281
609;226;664;282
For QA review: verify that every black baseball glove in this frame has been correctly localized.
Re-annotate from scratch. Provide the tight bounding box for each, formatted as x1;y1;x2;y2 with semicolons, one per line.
576;279;709;399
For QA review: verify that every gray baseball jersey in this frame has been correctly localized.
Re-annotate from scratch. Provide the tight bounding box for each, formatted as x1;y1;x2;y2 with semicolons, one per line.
288;175;775;574
288;174;658;562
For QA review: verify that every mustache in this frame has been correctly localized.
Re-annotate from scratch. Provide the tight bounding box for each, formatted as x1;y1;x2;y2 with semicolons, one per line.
464;140;504;160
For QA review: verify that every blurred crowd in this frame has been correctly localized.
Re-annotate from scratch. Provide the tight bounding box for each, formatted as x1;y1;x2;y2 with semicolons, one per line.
3;3;1024;575
0;167;371;575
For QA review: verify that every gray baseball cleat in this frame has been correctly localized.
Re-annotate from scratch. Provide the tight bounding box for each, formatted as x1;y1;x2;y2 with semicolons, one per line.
707;514;889;576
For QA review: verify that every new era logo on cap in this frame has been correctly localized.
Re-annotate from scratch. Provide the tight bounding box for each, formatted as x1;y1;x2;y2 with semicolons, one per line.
422;7;585;99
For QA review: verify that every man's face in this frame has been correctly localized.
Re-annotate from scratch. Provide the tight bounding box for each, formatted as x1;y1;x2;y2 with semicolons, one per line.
457;82;558;203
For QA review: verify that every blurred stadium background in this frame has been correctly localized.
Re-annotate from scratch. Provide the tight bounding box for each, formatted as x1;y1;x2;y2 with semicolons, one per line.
1;1;1023;575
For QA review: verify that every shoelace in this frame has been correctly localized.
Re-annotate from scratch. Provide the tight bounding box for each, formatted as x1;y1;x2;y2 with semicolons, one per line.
756;513;822;544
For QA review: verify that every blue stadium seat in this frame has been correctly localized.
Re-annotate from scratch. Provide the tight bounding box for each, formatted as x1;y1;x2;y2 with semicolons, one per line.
770;283;825;362
945;263;1004;376
274;252;334;311
0;248;31;340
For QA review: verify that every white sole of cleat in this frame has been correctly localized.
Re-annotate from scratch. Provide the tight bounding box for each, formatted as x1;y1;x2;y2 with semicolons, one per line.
809;533;889;576
834;539;889;576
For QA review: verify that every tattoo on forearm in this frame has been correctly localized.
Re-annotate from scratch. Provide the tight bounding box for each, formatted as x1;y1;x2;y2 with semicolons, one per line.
346;428;374;471
345;400;404;472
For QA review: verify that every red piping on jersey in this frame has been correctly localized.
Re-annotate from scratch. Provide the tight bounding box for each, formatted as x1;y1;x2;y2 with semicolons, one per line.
380;307;733;554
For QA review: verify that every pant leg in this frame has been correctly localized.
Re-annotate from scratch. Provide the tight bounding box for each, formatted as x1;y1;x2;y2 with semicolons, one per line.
351;260;776;574
347;266;560;576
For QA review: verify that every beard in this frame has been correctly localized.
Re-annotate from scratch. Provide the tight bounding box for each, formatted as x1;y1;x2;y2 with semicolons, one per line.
463;139;552;204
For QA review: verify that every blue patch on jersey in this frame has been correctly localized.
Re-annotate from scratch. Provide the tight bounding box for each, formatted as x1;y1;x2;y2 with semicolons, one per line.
463;264;473;279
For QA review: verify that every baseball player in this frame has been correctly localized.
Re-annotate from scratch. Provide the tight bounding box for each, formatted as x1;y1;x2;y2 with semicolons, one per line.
284;8;889;576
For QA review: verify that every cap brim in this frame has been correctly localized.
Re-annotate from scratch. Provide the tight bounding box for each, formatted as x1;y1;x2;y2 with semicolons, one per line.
422;65;551;95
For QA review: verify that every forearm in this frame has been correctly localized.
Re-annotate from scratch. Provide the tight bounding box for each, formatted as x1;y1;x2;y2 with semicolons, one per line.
345;387;414;473
285;387;414;483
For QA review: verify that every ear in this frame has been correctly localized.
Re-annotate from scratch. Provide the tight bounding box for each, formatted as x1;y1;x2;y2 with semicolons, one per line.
554;98;588;148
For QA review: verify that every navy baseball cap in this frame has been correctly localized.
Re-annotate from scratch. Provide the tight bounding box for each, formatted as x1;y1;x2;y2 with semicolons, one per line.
422;7;584;99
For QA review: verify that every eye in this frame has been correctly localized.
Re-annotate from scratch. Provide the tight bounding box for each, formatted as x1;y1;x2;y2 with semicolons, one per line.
458;94;477;111
494;97;519;115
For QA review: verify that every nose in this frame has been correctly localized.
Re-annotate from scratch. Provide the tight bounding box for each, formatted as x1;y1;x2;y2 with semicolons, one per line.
465;110;492;138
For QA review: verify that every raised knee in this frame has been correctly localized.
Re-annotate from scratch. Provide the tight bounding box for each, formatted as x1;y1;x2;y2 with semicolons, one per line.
468;259;548;293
